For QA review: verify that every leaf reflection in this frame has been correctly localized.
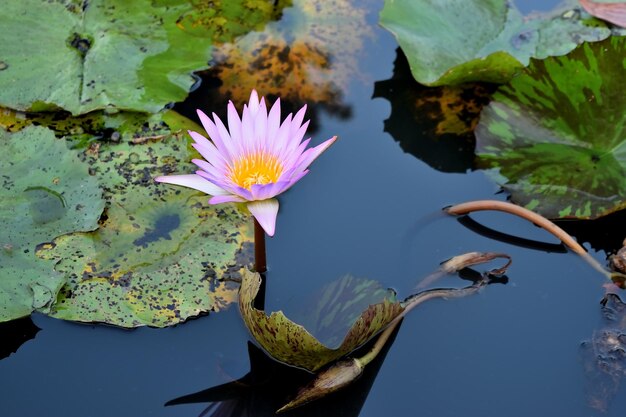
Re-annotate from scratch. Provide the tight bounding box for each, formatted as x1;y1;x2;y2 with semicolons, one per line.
165;333;399;417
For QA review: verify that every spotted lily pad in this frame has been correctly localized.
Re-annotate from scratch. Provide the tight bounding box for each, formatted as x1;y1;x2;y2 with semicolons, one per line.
37;130;253;327
0;0;287;115
475;36;626;219
239;269;404;372
0;126;104;322
379;0;611;86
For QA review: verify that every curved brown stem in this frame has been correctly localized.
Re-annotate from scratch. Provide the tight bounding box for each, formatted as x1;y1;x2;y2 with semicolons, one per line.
444;200;612;280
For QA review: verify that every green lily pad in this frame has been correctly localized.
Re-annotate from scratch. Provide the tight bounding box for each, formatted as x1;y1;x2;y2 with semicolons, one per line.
37;130;253;327
0;126;104;322
239;269;404;372
379;0;611;86
475;36;626;219
0;0;288;115
0;107;202;148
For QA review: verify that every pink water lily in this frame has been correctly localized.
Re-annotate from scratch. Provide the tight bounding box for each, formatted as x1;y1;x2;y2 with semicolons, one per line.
155;90;337;236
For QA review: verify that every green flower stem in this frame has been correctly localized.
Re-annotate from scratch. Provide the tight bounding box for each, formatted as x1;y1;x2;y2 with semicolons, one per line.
357;284;485;367
444;200;616;281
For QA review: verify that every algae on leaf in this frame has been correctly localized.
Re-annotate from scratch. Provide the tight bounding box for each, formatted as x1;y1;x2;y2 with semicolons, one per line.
38;130;253;327
379;0;611;86
475;36;626;219
0;126;104;322
0;0;288;115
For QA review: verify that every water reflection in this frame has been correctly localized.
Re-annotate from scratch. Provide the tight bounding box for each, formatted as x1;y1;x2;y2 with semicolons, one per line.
166;330;399;417
0;316;40;360
581;292;626;412
174;0;376;133
373;48;495;173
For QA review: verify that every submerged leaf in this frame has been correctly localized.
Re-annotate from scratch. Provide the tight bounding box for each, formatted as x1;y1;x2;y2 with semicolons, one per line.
0;126;104;322
475;36;626;219
379;0;611;86
239;270;404;372
37;127;253;327
0;0;287;114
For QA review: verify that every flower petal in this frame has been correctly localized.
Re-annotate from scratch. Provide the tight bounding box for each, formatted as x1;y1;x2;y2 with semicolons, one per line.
247;198;279;236
254;98;268;147
250;181;290;200
227;101;243;148
209;194;246;204
293;136;338;173
248;90;260;118
155;174;228;196
197;110;235;160
267;98;281;142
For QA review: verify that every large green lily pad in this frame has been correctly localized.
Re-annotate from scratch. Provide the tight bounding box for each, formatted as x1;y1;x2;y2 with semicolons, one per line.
0;126;104;322
0;0;288;115
239;269;404;372
475;36;626;219
38;130;253;327
379;0;612;86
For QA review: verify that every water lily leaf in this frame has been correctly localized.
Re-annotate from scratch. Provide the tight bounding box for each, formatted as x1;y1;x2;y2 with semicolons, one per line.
239;269;404;372
0;107;202;148
0;0;287;115
475;36;626;219
373;49;494;173
212;0;371;108
580;0;626;28
0;126;104;322
379;0;611;86
37;131;253;327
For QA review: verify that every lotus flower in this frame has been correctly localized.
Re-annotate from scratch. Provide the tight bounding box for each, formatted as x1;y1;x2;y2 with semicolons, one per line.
155;90;337;236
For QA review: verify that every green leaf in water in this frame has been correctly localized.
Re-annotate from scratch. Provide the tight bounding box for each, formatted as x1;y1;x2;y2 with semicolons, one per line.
0;0;288;115
0;126;105;322
475;36;626;219
239;269;404;372
379;0;612;86
38;129;253;327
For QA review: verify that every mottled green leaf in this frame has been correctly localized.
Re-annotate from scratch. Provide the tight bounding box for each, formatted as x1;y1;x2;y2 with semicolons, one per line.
379;0;611;86
239;269;404;372
0;126;104;321
37;130;254;327
0;0;287;115
0;107;202;147
475;36;626;219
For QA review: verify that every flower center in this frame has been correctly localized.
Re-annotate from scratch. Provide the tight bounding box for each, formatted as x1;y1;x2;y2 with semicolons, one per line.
229;151;283;190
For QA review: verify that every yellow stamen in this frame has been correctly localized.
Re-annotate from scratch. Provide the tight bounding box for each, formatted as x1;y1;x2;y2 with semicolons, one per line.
229;151;283;190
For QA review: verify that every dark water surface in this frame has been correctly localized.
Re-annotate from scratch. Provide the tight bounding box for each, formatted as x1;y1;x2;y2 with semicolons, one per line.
2;1;625;416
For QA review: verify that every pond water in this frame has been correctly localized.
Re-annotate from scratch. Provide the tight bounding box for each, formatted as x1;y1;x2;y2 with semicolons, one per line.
2;1;625;416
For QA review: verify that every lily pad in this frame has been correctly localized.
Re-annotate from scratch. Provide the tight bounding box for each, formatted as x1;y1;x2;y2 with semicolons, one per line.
0;107;202;148
0;126;104;322
0;0;288;115
475;36;626;219
379;0;611;86
239;269;404;372
37;130;253;327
